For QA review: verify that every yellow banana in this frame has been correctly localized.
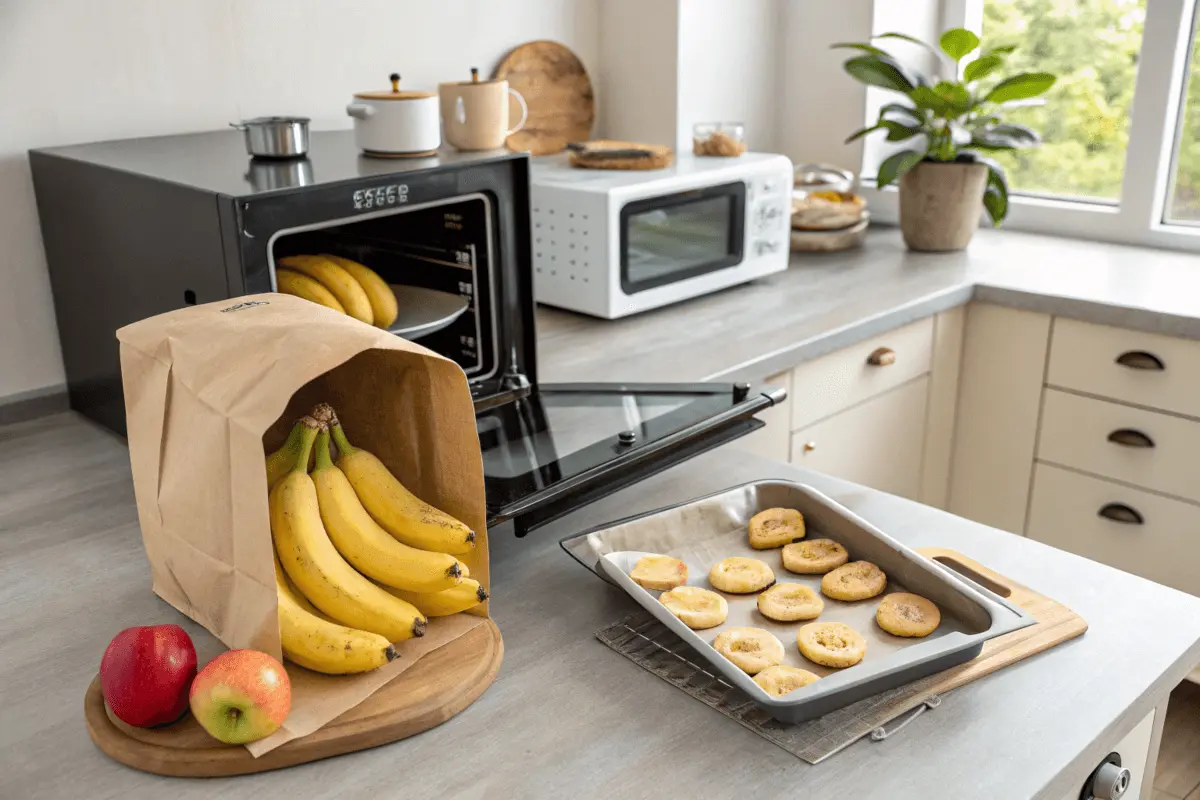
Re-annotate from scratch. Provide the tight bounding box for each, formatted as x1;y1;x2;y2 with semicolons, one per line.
265;420;305;490
455;559;470;579
329;420;476;554
271;417;427;642
322;254;399;329
275;556;396;674
312;428;463;593
384;579;488;617
278;255;374;325
276;268;345;314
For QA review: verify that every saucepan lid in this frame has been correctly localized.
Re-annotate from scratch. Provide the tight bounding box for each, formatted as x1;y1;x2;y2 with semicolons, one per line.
354;72;435;100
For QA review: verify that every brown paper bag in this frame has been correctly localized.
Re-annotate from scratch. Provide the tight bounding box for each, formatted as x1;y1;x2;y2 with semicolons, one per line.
117;293;489;755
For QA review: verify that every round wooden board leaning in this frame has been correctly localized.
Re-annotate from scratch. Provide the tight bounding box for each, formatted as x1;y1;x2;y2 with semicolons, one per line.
84;618;503;777
495;40;595;155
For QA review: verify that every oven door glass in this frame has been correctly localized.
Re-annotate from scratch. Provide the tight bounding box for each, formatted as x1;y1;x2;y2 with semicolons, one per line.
620;181;746;294
478;381;780;534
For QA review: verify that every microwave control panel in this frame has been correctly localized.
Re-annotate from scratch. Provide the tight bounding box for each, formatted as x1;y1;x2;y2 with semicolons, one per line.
749;173;792;256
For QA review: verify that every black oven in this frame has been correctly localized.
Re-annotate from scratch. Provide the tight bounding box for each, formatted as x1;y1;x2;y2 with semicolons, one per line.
30;131;783;535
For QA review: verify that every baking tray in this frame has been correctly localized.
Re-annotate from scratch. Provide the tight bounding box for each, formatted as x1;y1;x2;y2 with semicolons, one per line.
560;480;1035;723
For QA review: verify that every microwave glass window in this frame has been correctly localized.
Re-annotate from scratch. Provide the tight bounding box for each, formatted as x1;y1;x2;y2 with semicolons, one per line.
620;181;746;294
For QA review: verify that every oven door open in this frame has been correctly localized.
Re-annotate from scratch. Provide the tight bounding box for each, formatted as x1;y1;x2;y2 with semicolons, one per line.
478;381;784;535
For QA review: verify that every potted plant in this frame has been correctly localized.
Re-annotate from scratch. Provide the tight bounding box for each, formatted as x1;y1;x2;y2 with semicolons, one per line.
834;28;1056;251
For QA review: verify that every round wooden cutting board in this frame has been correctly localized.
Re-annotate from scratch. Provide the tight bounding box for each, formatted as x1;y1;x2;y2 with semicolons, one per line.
495;40;595;155
84;619;503;777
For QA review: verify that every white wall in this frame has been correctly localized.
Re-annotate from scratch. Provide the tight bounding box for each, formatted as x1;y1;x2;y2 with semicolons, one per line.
676;0;783;152
598;0;679;147
0;0;600;403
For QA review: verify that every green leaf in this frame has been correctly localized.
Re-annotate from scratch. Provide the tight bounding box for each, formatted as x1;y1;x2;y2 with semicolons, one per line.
843;55;916;93
877;150;925;188
984;73;1056;104
971;123;1041;150
963;54;1003;83
881;120;923;141
876;32;940;58
879;102;923;124
988;44;1018;56
844;123;885;144
974;156;1010;225
909;85;950;115
939;28;980;61
932;80;972;113
831;42;889;57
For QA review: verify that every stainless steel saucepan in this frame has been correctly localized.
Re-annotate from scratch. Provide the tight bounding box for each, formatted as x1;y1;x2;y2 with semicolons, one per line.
230;116;310;158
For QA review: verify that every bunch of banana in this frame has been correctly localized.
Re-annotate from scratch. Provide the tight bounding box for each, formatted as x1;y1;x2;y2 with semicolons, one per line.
261;407;486;675
275;254;399;329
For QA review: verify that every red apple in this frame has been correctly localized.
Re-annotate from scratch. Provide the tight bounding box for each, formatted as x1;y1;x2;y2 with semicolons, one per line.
99;624;198;727
189;650;291;744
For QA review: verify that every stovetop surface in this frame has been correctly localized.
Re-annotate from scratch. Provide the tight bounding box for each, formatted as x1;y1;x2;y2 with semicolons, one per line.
32;129;523;199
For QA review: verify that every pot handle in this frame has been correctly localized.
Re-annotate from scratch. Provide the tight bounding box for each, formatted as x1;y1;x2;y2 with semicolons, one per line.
345;103;376;120
229;121;248;131
505;88;529;136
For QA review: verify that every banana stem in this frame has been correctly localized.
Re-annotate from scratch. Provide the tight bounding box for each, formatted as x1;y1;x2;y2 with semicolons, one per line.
329;422;358;459
265;420;307;486
293;417;321;474
313;428;334;471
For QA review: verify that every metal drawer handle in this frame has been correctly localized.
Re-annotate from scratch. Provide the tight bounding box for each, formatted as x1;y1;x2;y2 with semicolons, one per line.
1107;428;1155;448
867;347;896;366
1098;503;1144;525
1115;350;1165;371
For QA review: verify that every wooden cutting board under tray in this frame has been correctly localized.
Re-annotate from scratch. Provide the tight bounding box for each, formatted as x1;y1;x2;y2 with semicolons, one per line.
84;618;502;777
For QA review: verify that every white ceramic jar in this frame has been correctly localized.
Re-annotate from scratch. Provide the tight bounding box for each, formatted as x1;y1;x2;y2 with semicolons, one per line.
346;73;441;156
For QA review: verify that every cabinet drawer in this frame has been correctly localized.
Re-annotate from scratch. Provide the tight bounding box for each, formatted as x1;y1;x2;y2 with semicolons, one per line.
1038;388;1200;503
1028;463;1200;596
790;377;928;500
790;316;933;431
1048;317;1200;418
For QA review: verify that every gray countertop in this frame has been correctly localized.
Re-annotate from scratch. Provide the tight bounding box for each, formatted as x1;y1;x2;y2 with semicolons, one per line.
537;225;1200;384
5;413;1200;799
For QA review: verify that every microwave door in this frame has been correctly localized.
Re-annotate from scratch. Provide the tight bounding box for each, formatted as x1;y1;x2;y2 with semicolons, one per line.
478;382;785;536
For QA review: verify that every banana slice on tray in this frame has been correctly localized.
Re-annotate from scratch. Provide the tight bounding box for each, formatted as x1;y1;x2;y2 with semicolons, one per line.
629;555;689;591
748;507;806;549
659;585;729;629
782;538;849;575
757;582;824;622
709;557;775;594
797;621;867;668
753;665;821;697
713;627;785;675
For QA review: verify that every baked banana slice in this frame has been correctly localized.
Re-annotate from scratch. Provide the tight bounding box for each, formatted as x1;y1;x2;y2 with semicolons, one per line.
820;560;887;601
782;538;849;575
797;621;867;668
876;592;941;637
757;582;824;622
753;665;820;697
713;627;785;675
629;554;688;591
748;507;806;549
709;557;775;594
659;585;729;629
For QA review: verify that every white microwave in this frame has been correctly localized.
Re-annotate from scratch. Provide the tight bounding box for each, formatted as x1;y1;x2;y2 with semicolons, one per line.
530;152;793;318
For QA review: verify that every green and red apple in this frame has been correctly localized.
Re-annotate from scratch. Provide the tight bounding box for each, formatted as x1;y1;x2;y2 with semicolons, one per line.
189;649;291;744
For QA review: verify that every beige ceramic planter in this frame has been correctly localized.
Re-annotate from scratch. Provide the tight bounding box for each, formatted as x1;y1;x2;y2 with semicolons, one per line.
899;162;989;252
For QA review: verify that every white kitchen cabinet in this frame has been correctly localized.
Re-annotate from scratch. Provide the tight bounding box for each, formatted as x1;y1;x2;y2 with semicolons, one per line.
789;377;929;500
948;304;1051;534
1054;707;1159;800
1028;463;1200;597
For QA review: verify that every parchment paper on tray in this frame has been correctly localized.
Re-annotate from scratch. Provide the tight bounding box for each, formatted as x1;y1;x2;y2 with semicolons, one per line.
562;480;1033;724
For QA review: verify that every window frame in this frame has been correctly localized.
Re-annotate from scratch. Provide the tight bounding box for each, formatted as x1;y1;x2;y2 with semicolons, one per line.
857;0;1200;252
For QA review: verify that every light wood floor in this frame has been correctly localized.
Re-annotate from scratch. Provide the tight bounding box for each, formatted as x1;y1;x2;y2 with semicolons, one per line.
1155;681;1200;799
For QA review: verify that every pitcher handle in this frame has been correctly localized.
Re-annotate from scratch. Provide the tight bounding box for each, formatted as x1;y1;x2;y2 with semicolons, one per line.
505;88;529;136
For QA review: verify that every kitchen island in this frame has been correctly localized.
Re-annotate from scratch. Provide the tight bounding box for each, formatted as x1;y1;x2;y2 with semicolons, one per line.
4;412;1199;799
